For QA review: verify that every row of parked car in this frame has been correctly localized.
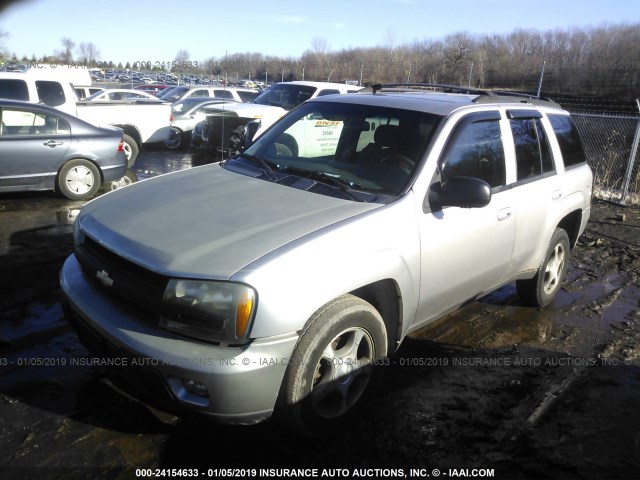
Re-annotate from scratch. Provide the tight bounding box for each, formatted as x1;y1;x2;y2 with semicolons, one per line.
168;81;363;158
0;74;362;200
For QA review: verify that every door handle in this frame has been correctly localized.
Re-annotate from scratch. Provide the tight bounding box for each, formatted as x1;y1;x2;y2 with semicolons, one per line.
497;207;512;221
552;190;562;201
43;140;63;148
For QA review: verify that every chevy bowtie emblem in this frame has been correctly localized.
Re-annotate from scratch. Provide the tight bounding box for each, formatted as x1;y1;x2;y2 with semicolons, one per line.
96;269;114;287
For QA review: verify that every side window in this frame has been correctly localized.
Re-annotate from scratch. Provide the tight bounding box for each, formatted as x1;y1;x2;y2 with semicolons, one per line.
0;79;29;101
191;90;209;98
510;118;554;181
441;119;506;189
0;109;69;135
35;80;66;107
548;114;587;168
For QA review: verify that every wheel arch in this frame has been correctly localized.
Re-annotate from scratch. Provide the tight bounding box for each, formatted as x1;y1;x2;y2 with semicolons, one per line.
556;209;583;248
112;124;142;146
349;279;402;355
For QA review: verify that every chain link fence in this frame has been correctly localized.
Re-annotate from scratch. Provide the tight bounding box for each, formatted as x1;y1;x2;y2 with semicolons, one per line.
570;110;640;205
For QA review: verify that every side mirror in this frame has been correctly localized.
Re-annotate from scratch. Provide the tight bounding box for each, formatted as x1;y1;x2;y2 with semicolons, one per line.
428;176;492;209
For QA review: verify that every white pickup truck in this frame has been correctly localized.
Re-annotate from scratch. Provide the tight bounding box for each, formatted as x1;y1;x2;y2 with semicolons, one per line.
0;71;171;167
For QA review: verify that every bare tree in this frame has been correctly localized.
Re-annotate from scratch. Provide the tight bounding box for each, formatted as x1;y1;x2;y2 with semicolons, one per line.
56;37;75;64
174;49;191;72
77;42;99;65
175;49;190;63
0;29;8;59
310;37;329;57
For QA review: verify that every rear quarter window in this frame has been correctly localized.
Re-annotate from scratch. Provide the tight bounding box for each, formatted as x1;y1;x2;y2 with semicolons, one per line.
35;80;66;107
548;114;587;168
0;79;29;101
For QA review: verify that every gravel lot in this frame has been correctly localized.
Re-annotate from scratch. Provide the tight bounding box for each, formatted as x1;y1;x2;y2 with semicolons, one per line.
0;149;639;480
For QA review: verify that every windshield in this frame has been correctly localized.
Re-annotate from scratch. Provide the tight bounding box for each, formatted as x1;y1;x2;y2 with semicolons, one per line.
252;83;316;110
238;101;441;199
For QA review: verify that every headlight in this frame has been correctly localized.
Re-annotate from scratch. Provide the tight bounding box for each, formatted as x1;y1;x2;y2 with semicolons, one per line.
161;279;256;343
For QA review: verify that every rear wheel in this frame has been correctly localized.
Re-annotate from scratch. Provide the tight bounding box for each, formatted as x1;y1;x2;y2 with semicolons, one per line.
122;134;139;168
165;127;183;150
275;295;388;437
57;159;101;200
517;228;570;307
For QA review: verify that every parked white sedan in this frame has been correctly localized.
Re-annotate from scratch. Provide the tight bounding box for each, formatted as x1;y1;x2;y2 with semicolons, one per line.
84;89;164;102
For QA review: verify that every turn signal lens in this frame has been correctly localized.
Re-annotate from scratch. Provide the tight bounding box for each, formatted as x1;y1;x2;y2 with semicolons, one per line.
235;290;255;338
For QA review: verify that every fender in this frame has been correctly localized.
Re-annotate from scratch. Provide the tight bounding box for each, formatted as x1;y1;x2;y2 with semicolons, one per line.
233;193;421;339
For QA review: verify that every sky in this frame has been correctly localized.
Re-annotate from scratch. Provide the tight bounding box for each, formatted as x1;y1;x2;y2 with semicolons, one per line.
1;0;639;66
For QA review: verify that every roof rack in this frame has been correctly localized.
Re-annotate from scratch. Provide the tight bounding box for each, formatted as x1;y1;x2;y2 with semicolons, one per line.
367;83;556;104
371;83;493;96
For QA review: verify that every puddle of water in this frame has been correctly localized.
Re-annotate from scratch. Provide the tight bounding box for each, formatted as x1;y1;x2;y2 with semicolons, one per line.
0;303;66;344
132;150;195;180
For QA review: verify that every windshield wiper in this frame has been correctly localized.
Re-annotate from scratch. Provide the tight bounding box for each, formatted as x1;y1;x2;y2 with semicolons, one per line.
282;166;363;202
240;153;279;181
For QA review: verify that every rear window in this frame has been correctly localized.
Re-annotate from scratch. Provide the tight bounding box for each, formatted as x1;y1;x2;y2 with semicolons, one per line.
548;114;587;168
0;79;29;101
253;84;316;110
35;80;66;107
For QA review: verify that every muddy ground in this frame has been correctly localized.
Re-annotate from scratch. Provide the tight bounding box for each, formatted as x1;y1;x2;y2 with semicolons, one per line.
0;150;639;480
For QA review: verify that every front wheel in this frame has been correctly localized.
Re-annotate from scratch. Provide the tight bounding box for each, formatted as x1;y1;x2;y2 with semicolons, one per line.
57;159;101;200
517;228;570;307
275;295;388;437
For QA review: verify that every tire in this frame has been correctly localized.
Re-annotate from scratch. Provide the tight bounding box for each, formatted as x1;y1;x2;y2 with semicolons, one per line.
517;228;570;307
122;134;139;168
275;295;388;437
57;159;101;200
164;127;183;150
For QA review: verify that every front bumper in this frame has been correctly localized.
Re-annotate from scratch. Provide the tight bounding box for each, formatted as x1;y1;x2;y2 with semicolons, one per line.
60;254;299;424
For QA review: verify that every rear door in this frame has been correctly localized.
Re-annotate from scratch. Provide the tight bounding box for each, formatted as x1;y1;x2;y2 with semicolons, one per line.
0;107;70;188
503;110;561;275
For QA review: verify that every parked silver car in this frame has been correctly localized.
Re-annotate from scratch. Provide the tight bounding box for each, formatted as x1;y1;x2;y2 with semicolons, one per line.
0;100;128;199
61;84;592;436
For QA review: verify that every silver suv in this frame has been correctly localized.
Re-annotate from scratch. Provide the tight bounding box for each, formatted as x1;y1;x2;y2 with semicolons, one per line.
61;84;592;437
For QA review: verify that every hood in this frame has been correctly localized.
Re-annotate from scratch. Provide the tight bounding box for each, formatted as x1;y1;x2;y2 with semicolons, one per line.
79;165;379;279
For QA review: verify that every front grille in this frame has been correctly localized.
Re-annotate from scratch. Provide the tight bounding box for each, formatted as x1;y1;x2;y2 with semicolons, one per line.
75;236;169;322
